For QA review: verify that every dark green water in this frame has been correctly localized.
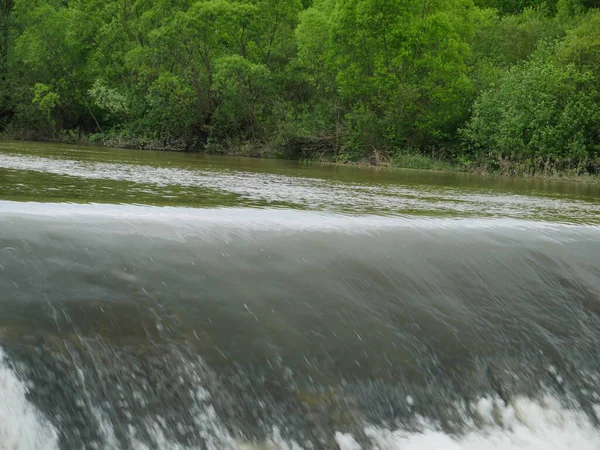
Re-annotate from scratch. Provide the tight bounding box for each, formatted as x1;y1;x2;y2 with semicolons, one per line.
1;140;600;449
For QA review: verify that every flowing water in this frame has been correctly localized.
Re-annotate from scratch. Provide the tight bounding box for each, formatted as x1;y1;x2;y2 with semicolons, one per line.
1;140;600;450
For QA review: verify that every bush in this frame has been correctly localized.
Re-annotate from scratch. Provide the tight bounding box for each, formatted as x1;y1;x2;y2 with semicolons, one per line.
461;53;600;174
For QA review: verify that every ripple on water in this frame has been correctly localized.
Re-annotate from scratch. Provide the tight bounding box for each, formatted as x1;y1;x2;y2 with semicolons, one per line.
0;153;599;223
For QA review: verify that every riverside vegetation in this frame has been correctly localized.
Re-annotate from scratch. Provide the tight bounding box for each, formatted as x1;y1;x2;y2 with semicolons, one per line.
0;0;599;176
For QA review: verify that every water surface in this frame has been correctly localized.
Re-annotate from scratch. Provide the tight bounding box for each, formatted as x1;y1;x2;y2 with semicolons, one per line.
1;140;600;449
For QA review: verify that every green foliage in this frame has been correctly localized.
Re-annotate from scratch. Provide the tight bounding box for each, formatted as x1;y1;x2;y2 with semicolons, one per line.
1;0;600;175
462;53;600;173
143;73;197;137
89;80;129;121
391;151;455;171
31;83;61;135
556;10;600;76
212;55;273;138
32;83;60;112
475;0;555;15
295;0;479;156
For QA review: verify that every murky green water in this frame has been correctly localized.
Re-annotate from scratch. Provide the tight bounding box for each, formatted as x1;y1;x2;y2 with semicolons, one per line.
1;140;600;221
1;140;600;450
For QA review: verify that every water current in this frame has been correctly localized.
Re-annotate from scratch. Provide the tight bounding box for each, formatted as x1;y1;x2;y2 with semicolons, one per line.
1;140;600;449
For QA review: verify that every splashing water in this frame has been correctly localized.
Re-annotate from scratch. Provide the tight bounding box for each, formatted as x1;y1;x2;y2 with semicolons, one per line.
0;351;58;450
2;143;600;449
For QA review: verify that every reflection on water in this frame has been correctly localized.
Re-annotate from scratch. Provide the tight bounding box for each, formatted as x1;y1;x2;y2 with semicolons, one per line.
1;141;600;449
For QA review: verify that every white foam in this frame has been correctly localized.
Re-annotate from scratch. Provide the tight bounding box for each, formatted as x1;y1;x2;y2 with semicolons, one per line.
335;432;362;450
0;350;59;450
1;342;598;450
337;396;600;450
0;200;594;235
128;394;600;450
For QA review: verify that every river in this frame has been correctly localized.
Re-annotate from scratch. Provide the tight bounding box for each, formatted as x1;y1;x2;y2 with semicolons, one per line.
1;140;600;449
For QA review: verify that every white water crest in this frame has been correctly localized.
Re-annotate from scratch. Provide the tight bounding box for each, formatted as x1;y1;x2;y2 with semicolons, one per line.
0;350;58;450
0;364;598;450
336;396;600;450
0;200;597;235
97;394;600;449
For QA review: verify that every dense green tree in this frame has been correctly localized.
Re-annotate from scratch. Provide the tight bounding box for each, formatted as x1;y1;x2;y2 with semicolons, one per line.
295;0;480;160
9;0;104;133
474;0;556;15
1;0;599;173
557;10;600;76
462;52;600;173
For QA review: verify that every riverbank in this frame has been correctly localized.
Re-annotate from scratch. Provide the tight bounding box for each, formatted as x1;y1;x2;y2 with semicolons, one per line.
2;132;599;183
